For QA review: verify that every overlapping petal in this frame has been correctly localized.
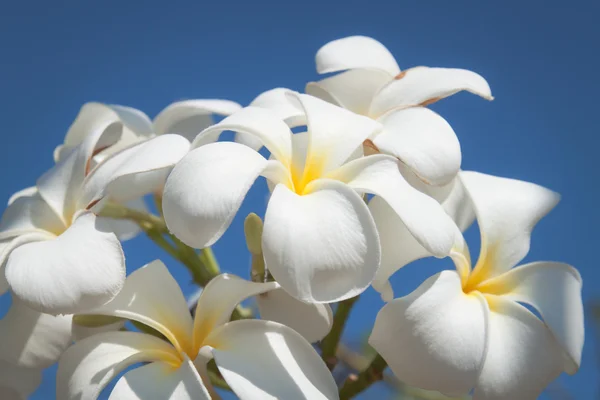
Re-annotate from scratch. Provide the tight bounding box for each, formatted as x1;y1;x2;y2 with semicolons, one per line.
369;66;493;117
0;297;72;368
477;262;584;374
0;188;65;239
461;171;560;279
5;213;125;314
57;331;181;400
473;297;564;400
154;99;242;141
262;180;379;303
205;320;338;400
370;271;488;396
163;141;289;249
373;107;461;186
315;35;400;76
109;357;210;400
81;260;194;355
257;288;333;343
306;69;391;116
326;154;456;258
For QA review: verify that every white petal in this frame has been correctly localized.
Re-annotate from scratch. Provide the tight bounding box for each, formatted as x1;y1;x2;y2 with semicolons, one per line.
7;187;38;206
326;154;456;258
477;262;583;374
0;297;72;368
84;259;194;356
80;134;190;208
0;233;55;296
369;271;488;396
306;69;391;115
205;319;338;400
192;106;293;166
71;316;126;342
460;171;560;277
262;180;379;303
473;297;564;400
374;107;460;185
193;274;279;346
163;141;288;249
288;93;382;175
0;360;41;399
40;114;123;219
0;188;65;239
368;196;432;301
370;66;493;117
57;331;181;400
315;35;400;76
95;197;148;241
257;288;333;343
5;213;125;314
110;357;210;400
153;99;242;141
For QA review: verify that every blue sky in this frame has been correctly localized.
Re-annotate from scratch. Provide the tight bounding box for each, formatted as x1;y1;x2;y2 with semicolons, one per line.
1;1;599;399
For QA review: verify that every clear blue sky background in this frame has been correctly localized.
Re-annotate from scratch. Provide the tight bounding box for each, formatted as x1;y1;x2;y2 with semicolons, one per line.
1;1;598;399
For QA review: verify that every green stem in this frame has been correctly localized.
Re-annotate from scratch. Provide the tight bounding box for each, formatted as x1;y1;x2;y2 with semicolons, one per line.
99;202;167;233
321;296;359;369
338;354;388;399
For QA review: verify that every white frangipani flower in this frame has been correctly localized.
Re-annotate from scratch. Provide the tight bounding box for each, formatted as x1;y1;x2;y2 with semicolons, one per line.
369;172;584;399
163;92;457;303
0;121;189;314
58;260;339;400
307;35;492;228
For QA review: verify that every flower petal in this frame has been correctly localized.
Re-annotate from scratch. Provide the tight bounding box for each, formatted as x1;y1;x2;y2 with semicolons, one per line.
262;180;379;303
460;171;560;278
80;134;190;208
315;35;400;76
369;271;488;396
82;259;194;356
0;297;72;368
5;213;125;314
163;141;288;249
57;331;181;400
109;357;210;400
193;274;279;346
153;99;242;141
0;188;65;239
370;66;493;117
192;106;293;166
0;360;41;400
257;288;333;343
473;297;564;400
325;154;456;258
205;319;338;400
306;69;391;116
95;197;147;241
477;262;583;374
287;93;382;175
374;107;460;186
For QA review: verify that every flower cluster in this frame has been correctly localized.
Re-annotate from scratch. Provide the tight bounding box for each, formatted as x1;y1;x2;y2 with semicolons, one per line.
0;36;583;400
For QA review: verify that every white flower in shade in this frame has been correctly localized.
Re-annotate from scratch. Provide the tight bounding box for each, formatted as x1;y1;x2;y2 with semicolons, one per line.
58;260;339;400
0;359;42;400
163;92;457;303
306;35;492;228
54;99;242;163
369;171;584;400
0;120;189;315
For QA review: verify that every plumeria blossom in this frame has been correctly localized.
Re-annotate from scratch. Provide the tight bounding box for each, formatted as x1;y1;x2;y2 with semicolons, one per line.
163;92;457;303
58;260;338;400
0;119;189;314
369;171;584;399
307;35;492;225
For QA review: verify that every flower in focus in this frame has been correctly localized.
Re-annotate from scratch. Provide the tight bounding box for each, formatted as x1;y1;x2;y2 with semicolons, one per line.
58;260;338;400
369;171;584;399
0;118;189;314
163;92;457;303
307;35;492;228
